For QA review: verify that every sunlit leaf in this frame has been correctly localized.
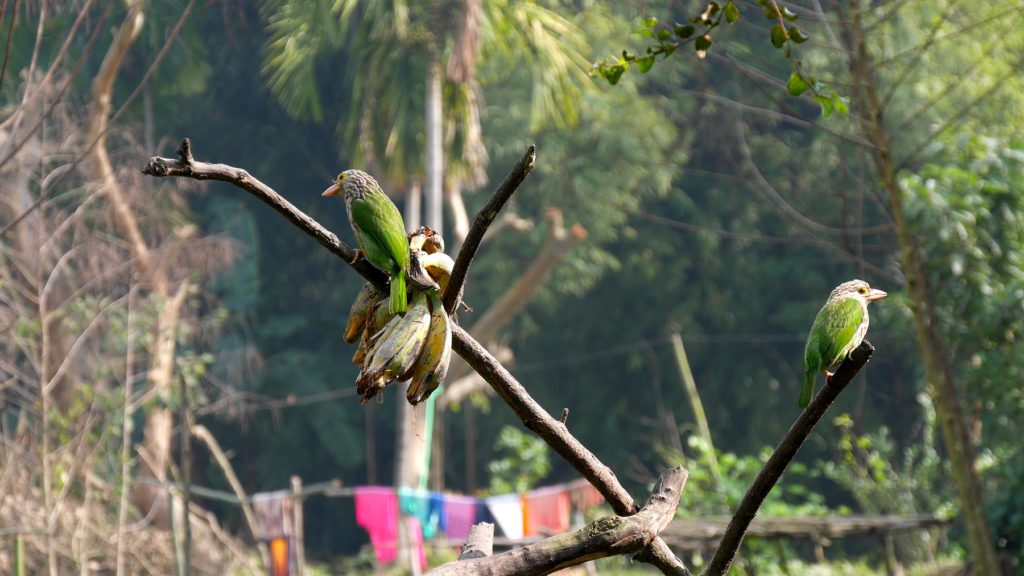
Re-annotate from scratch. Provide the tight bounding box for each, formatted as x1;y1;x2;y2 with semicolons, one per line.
787;71;810;96
725;1;740;23
636;55;656;73
789;26;809;43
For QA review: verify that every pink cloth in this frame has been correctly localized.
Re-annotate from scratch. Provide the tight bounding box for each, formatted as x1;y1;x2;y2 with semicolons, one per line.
442;494;478;540
354;486;398;564
522;485;570;536
353;486;427;569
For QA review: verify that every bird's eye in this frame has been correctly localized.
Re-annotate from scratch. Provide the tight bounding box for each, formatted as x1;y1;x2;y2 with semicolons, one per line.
337;173;346;182
858;286;868;294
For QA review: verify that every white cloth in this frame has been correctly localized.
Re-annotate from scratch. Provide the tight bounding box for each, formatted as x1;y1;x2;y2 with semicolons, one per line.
485;494;524;540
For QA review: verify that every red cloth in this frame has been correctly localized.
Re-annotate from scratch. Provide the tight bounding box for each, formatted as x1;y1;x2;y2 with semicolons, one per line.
407;516;428;571
522;485;570;536
442;494;478;540
566;479;605;512
354;486;398;564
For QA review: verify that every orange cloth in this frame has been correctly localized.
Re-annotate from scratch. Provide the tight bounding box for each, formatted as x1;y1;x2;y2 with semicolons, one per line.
269;537;289;576
522;486;570;536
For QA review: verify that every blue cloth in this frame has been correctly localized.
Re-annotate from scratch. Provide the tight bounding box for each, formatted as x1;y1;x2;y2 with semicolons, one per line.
397;487;443;539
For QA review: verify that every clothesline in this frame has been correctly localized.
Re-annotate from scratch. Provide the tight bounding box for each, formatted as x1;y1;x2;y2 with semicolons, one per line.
133;476;605;569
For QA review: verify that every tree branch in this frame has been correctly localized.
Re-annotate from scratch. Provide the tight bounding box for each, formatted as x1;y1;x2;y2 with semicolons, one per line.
141;140;690;575
444;144;536;314
428;467;689;576
703;340;875;576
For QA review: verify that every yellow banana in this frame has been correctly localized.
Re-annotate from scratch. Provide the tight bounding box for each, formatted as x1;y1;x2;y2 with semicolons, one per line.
345;282;384;343
420;252;455;298
404;290;451;405
356;290;431;403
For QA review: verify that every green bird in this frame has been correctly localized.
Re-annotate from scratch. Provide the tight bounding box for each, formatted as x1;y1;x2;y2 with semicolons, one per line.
800;279;887;408
323;169;410;315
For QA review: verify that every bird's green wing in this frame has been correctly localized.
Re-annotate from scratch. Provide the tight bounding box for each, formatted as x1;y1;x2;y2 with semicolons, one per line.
349;194;410;271
815;297;864;371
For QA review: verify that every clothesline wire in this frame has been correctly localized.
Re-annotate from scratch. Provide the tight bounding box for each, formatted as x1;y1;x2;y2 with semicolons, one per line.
131;477;594;506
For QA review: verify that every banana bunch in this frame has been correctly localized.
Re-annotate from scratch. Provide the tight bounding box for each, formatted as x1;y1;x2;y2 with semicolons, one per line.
345;228;454;405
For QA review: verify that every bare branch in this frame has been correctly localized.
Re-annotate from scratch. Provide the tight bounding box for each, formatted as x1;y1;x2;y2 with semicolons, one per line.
704;340;875;576
445;145;536;314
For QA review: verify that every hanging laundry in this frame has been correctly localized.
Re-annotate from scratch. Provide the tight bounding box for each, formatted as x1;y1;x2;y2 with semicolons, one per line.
407;516;429;571
398;487;442;539
354;486;398;564
252;490;294;541
566;478;605;513
441;494;478;541
253;490;295;576
485;493;524;540
269;537;289;576
522;485;570;536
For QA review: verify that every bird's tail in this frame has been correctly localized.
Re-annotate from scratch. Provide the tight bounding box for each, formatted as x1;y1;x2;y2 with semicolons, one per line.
389;270;408;315
798;371;815;409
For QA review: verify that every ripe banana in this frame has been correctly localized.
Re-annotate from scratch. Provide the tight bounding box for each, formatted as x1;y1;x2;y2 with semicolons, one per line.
345;282;384;343
356;289;431;403
404;290;452;405
420;252;455;298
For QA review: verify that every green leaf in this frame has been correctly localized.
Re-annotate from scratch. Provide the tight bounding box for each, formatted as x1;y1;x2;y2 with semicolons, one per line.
695;34;713;52
641;17;659;28
636;28;654;38
789;26;810;43
780;6;799;20
770;24;787;48
725;1;740;23
636;55;656;73
787;71;810;96
764;3;778;18
662;44;677;58
602;64;626;85
657;29;672;41
674;23;696;38
834;97;849;115
813;93;834;117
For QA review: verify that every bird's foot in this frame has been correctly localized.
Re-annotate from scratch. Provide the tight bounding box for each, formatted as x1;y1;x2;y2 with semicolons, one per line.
349;249;366;265
825;370;834;382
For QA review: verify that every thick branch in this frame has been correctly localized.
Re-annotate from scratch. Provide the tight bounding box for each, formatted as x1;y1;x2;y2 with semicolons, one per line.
703;340;875;576
445;145;536;314
428;467;688;576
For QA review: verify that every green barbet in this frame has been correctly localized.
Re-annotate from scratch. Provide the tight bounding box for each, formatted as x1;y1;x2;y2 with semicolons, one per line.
323;170;410;315
800;279;887;408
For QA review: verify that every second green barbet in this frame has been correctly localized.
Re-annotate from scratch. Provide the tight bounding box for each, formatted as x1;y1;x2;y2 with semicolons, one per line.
800;279;887;408
323;169;410;315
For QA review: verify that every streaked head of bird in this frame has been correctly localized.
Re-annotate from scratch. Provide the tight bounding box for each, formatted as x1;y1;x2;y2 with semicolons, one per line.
830;279;887;305
322;169;378;208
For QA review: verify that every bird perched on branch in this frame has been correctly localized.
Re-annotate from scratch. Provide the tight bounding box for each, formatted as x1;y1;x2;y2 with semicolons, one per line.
323;169;410;315
800;279;887;408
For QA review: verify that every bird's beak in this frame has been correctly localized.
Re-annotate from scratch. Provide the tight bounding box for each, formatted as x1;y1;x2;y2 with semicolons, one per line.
322;183;341;197
866;289;887;301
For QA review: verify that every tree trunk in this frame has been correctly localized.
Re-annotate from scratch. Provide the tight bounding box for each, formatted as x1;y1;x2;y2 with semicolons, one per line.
842;4;1000;574
393;41;445;571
